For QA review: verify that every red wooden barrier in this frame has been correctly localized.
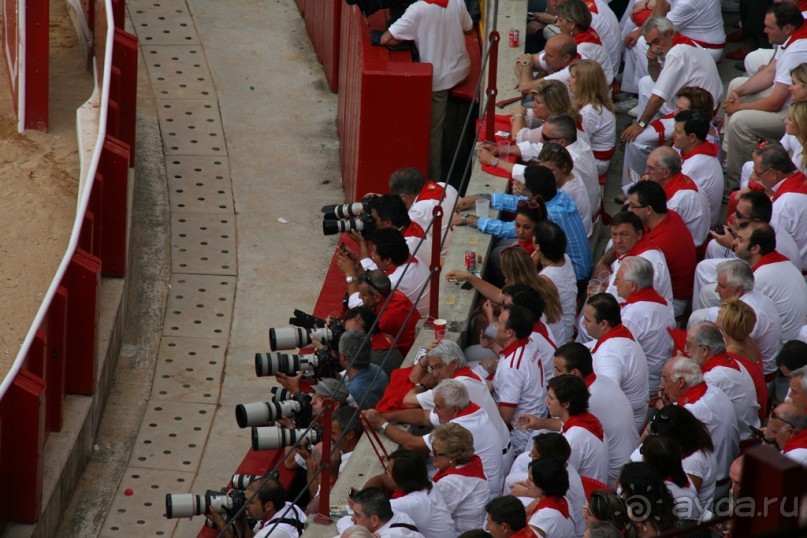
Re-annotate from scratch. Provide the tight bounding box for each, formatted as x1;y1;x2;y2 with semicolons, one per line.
304;0;341;92
45;286;68;432
5;369;46;522
295;0;306;15
64;249;102;395
337;6;431;202
98;136;130;277
108;29;138;165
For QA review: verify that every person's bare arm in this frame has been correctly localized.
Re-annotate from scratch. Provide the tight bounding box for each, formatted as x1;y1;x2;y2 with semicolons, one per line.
380;31;402;47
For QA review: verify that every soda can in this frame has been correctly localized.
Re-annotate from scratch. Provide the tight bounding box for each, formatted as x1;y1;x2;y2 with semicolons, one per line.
414;347;428;366
465;250;477;272
509;28;519;47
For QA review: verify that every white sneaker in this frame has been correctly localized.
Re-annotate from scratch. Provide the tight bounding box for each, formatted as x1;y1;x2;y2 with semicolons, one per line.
627;105;640;118
614;97;638;113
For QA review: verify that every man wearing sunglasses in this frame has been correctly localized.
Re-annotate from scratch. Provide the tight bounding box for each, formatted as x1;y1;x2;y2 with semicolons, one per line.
766;402;807;465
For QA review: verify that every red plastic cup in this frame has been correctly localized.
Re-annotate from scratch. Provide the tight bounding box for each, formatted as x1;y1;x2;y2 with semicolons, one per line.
433;319;447;341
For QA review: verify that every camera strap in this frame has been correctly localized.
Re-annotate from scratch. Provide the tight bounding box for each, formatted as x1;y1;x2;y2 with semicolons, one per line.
390;522;419;532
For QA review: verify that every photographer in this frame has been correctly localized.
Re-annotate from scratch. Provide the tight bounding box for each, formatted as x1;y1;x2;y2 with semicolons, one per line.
343;305;406;376
369;194;433;264
207;477;306;538
354;270;420;357
339;329;389;409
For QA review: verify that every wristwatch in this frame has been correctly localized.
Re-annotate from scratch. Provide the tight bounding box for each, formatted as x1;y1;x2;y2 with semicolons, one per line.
346;275;355;284
637;120;647;129
379;422;390;434
491;157;500;166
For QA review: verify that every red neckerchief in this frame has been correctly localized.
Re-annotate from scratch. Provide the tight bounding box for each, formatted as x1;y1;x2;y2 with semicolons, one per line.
453;366;482;382
518;239;536;255
702;353;741;374
416;180;445;202
422;0;449;7
562;411;604;441
433;455;486;482
677;381;708;406
783;428;807;453
574;28;602;46
672;33;699;48
681;141;720;161
772;170;807;201
403;221;425;239
533;320;557;350
390;489;407;499
752;250;790;272
501;338;531;368
534;496;570;519
800;0;807;12
781;22;807;49
584;0;599;14
616;236;658;262
510;528;533;538
385;255;418;276
583;372;597;387
456;402;482;418
651;112;675;146
662;173;699;200
592;324;635;353
621;286;668;307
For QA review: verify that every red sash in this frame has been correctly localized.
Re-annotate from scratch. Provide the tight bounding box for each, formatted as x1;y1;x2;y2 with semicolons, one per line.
454;366;483;382
631;8;651;26
663;173;699;201
403;221;425;239
592;147;616;161
433;455;487;482
533;320;557;350
574;28;602;46
783;428;807;453
501;338;531;368
781;22;807;50
772;171;807;201
584;0;599;14
518;238;536;255
677;382;708;406
583;372;597;387
562;411;604;441
681;142;720;162
592;324;635;353
534;496;570;519
423;0;449;7
752;250;790;272
416;180;446;202
691;37;726;49
651;113;675;146
702;353;741;374
672;34;699;48
456;401;482;418
621;286;668;307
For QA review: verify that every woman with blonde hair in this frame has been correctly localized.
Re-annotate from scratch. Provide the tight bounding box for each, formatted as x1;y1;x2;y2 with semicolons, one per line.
500;246;562;325
789;63;807;103
555;0;613;86
429;423;489;533
569;60;616;176
739;102;807;189
717;298;768;419
510;79;582;145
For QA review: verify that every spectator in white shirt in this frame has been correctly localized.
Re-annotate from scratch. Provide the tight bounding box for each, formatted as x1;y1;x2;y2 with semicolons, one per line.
789;366;807;411
640;436;702;522
338;487;425;538
484;495;529;538
525;458;576;538
569;60;616;176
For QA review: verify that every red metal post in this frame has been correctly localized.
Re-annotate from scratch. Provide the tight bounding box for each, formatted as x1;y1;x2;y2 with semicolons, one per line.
485;31;500;143
428;206;443;322
315;401;336;524
24;0;49;130
6;369;46;522
99;136;130;277
111;29;138;165
64;249;101;395
46;286;68;432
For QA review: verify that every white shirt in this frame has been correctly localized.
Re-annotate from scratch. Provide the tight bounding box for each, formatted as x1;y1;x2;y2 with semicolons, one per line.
405;229;434;265
667;188;711;247
564;420;610;484
703;358;761;440
783;447;807;466
588;335;649;430
666;479;702;521
528;503;576;538
418;373;510;454
561;175;594;235
606;249;674;305
388;0;473;92
507;462;585;536
652;43;723;108
390;488;455;538
684;449;717;509
589;375;639;487
703;225;802;269
541;257;578;345
666;0;726;46
621;297;676;394
771;189;807;271
591;0;623;76
514;138;599;216
432;472;489;533
424;405;505;497
682;152;723;228
775;36;807;101
254;502;306;538
754;259;807;341
494;338;549;452
683;384;740;480
408;181;459;258
577;41;614;86
336;512;426;538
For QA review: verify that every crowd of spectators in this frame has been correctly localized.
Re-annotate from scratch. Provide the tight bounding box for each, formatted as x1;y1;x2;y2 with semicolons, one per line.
228;0;807;537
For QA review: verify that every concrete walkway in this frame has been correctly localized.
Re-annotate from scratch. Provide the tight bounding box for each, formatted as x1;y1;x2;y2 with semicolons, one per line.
59;0;343;536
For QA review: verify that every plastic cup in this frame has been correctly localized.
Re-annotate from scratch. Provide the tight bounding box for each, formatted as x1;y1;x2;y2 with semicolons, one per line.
433;319;447;341
587;279;602;298
497;140;511;159
475;198;491;218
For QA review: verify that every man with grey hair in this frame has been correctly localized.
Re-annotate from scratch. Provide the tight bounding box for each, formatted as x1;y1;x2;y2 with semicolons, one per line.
338;329;389;410
402;340;510;461
639;146;711;247
362;378;505;495
770;402;807;465
688;259;783;379
620;17;722;144
686;323;760;439
614;256;675;395
789;366;807;411
658;356;740;486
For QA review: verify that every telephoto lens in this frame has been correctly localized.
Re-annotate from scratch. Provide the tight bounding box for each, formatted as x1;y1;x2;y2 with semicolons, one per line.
165;492;233;519
230;473;261;490
321;202;364;219
234;399;302;428
270;386;294;401
254;352;319;377
251;425;322;451
322;217;368;236
268;326;311;350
